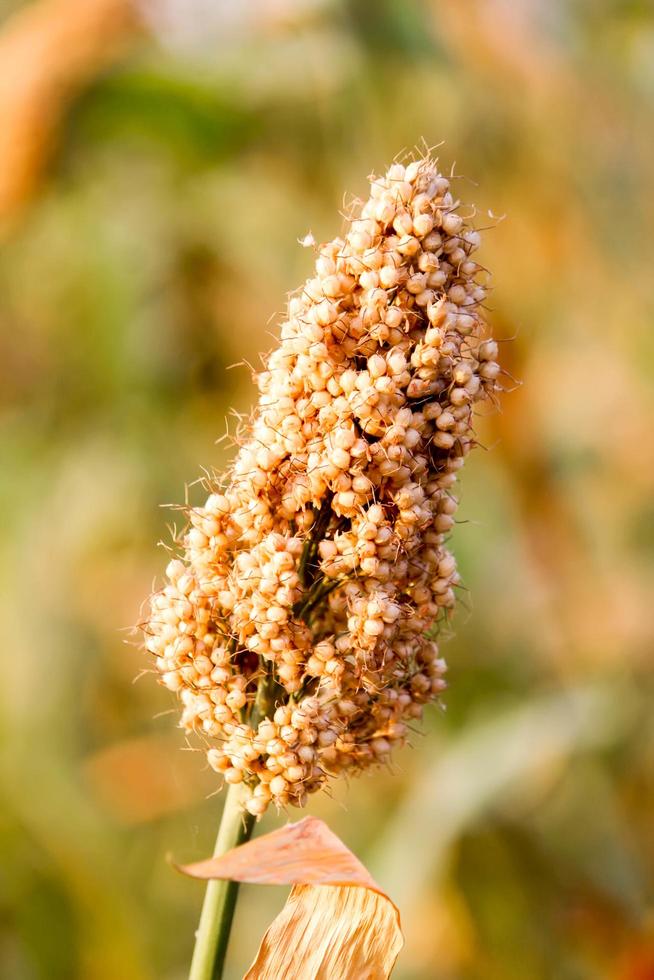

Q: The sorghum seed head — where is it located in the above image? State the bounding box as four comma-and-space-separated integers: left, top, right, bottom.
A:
142, 152, 502, 814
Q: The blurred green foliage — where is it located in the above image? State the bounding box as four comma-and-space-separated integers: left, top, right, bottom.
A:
1, 1, 653, 977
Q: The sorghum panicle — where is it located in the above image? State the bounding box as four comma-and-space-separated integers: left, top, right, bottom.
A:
143, 153, 502, 816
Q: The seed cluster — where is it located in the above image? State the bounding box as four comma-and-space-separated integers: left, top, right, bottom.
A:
143, 154, 501, 815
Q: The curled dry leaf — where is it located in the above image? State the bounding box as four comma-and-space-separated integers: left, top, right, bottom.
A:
180, 815, 403, 979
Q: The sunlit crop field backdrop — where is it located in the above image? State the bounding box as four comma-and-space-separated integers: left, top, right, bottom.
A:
1, 1, 653, 978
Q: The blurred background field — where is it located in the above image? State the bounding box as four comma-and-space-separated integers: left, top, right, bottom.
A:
1, 0, 653, 977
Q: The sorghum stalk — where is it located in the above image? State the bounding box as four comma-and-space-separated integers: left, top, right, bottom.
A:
188, 782, 253, 980
189, 670, 277, 980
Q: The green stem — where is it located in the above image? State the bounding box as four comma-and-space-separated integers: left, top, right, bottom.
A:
188, 782, 255, 980
188, 668, 278, 980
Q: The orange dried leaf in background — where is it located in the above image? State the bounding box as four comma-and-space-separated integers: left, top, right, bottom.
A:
84, 734, 213, 824
0, 0, 139, 226
181, 816, 403, 979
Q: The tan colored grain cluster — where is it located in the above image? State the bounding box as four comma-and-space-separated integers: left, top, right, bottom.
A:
144, 153, 501, 815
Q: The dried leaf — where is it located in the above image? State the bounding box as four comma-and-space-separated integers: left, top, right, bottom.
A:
181, 815, 403, 979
